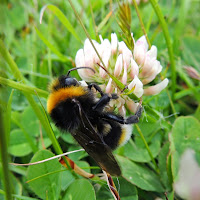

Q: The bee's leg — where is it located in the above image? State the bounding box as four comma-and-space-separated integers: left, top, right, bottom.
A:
92, 93, 118, 112
88, 83, 104, 96
101, 104, 143, 124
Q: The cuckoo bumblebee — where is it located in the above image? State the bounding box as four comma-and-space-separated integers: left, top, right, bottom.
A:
47, 67, 142, 176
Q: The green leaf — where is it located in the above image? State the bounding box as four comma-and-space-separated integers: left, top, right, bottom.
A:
170, 116, 200, 179
182, 36, 200, 70
35, 27, 70, 63
27, 150, 62, 200
41, 5, 82, 43
194, 104, 200, 120
158, 142, 172, 190
63, 179, 96, 200
9, 129, 33, 157
117, 156, 164, 192
96, 177, 138, 200
116, 177, 138, 200
7, 3, 28, 30
61, 132, 76, 145
21, 106, 40, 137
170, 116, 200, 154
10, 173, 22, 195
68, 146, 88, 161
61, 170, 75, 191
12, 195, 38, 200
124, 139, 161, 162
0, 76, 48, 99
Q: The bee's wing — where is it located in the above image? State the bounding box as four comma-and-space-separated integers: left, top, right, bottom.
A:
71, 101, 121, 176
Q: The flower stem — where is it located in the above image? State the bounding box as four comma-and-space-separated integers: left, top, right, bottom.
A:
132, 0, 151, 48
135, 124, 160, 174
0, 108, 12, 200
68, 0, 107, 69
149, 0, 176, 100
166, 89, 178, 119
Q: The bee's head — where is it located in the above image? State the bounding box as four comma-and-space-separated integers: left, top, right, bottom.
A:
49, 75, 80, 92
49, 67, 95, 92
59, 75, 80, 88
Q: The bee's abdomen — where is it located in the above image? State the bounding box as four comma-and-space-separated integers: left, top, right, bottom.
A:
101, 121, 133, 150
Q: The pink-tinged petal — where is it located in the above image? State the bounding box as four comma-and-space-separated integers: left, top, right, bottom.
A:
109, 96, 125, 110
134, 45, 146, 66
143, 78, 169, 95
78, 68, 95, 82
75, 49, 95, 81
101, 39, 111, 50
135, 35, 148, 50
126, 99, 139, 114
99, 39, 111, 78
105, 78, 113, 93
75, 49, 94, 82
142, 61, 162, 84
83, 38, 100, 68
147, 45, 157, 58
130, 58, 139, 79
184, 66, 200, 80
111, 33, 118, 54
128, 75, 144, 98
75, 49, 85, 67
139, 55, 155, 77
118, 105, 126, 117
123, 50, 132, 67
99, 63, 107, 78
134, 35, 149, 65
174, 149, 200, 200
100, 38, 111, 58
118, 41, 132, 66
93, 42, 102, 64
101, 39, 111, 67
121, 63, 128, 84
114, 54, 123, 77
118, 41, 126, 54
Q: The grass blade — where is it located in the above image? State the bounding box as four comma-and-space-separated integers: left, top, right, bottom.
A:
149, 0, 176, 100
40, 4, 82, 43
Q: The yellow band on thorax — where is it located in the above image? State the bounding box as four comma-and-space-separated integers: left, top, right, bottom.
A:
47, 86, 86, 113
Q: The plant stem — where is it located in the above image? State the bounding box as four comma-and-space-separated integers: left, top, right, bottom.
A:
135, 124, 160, 174
132, 0, 151, 48
149, 0, 176, 100
166, 89, 178, 119
0, 108, 12, 200
0, 76, 48, 98
68, 0, 107, 69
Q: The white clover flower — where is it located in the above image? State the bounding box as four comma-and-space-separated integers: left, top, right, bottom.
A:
174, 149, 200, 200
75, 33, 168, 115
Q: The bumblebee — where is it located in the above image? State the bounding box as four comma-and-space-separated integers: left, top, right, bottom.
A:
47, 67, 142, 176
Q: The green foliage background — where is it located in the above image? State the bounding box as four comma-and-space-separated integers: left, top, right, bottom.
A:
0, 0, 200, 199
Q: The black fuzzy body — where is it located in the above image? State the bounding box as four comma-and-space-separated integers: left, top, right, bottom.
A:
50, 86, 123, 150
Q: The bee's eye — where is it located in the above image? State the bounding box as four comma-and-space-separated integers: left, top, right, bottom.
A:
64, 77, 79, 87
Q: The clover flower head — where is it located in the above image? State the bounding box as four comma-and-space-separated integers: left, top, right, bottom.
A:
75, 33, 168, 115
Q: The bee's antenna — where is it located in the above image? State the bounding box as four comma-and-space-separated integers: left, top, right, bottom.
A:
66, 67, 95, 76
